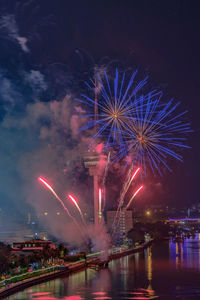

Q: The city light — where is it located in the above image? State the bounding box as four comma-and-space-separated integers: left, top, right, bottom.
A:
99, 188, 102, 219
0, 3, 196, 299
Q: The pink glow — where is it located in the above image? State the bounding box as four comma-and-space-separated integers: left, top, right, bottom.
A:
38, 176, 85, 240
93, 298, 112, 300
92, 292, 107, 295
33, 297, 56, 300
122, 298, 154, 300
64, 296, 83, 300
32, 292, 51, 296
96, 143, 104, 153
38, 177, 75, 222
99, 188, 102, 218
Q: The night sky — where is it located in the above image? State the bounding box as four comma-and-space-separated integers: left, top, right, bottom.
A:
0, 0, 200, 226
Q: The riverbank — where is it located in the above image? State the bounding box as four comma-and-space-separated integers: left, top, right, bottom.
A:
0, 240, 153, 299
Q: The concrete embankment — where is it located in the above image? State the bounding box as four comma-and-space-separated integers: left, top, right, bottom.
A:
0, 241, 153, 299
109, 240, 152, 260
0, 262, 86, 299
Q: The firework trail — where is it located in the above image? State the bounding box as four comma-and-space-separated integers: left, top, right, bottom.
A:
118, 167, 141, 211
68, 194, 86, 225
99, 188, 102, 221
111, 167, 141, 235
111, 167, 132, 232
38, 177, 60, 201
125, 185, 144, 209
122, 167, 140, 198
102, 151, 110, 210
38, 177, 82, 234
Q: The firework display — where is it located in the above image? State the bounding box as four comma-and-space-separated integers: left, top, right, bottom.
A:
123, 167, 141, 197
37, 67, 192, 246
112, 166, 142, 236
38, 177, 81, 232
78, 69, 191, 175
78, 69, 148, 148
118, 167, 141, 210
118, 95, 192, 175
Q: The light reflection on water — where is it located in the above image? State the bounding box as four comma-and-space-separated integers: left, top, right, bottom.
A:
170, 234, 200, 270
5, 234, 200, 300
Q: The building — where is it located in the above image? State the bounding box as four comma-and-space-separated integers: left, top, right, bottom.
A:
106, 209, 133, 234
83, 149, 107, 225
12, 240, 55, 253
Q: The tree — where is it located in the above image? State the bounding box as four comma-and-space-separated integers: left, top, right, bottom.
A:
0, 242, 11, 274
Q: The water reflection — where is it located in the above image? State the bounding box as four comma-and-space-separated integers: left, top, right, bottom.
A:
91, 268, 111, 297
5, 235, 200, 300
170, 234, 200, 270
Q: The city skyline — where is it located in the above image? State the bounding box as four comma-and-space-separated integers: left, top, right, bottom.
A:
0, 1, 199, 238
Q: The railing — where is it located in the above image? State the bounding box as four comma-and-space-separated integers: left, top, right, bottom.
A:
0, 266, 58, 288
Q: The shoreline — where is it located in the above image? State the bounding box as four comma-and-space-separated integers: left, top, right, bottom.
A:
0, 240, 153, 299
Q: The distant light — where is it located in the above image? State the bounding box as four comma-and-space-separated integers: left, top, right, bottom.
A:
169, 218, 200, 222
146, 210, 151, 216
56, 212, 60, 215
44, 212, 48, 216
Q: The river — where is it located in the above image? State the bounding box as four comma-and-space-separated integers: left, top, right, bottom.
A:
5, 234, 200, 299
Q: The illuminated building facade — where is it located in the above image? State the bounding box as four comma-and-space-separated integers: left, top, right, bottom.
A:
12, 240, 55, 253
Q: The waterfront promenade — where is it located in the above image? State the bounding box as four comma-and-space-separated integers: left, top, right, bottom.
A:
0, 241, 152, 298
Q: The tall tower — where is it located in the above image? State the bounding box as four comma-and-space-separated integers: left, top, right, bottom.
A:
83, 150, 107, 226
83, 66, 108, 226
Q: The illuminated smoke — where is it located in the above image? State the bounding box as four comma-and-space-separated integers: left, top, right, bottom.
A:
38, 177, 83, 238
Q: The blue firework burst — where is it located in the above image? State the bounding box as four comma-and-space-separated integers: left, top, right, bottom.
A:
78, 68, 192, 175
77, 68, 150, 148
116, 92, 192, 175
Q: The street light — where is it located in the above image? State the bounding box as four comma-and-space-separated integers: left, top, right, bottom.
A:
146, 210, 151, 216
